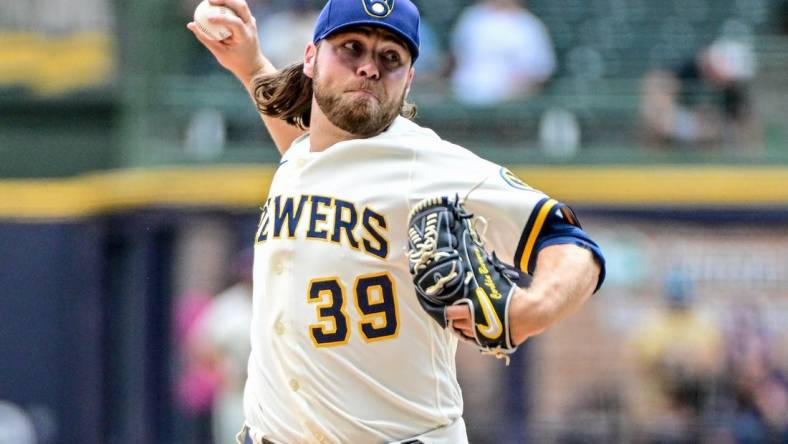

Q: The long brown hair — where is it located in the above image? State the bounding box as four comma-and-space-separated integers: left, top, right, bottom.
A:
251, 63, 417, 130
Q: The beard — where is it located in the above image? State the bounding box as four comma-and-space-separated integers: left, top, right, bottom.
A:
313, 74, 406, 138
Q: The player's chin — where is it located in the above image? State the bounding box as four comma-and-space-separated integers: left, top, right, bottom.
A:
332, 98, 399, 136
347, 99, 385, 121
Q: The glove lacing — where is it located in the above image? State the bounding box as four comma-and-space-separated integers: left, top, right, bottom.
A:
481, 347, 513, 365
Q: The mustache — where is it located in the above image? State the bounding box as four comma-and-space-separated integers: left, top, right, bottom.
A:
348, 81, 383, 96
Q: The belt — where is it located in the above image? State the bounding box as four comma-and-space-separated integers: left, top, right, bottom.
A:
242, 429, 423, 444
242, 430, 276, 444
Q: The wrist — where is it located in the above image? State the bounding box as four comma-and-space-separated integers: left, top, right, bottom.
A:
239, 55, 275, 88
509, 287, 550, 345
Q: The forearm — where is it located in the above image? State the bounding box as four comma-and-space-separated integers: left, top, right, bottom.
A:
509, 243, 600, 344
237, 58, 305, 154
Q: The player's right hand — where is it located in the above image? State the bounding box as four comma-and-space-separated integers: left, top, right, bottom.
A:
187, 0, 275, 86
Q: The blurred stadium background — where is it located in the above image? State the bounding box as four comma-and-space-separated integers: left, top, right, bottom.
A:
1, 0, 788, 443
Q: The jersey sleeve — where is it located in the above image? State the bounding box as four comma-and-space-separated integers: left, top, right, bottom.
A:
462, 167, 606, 292
405, 141, 604, 292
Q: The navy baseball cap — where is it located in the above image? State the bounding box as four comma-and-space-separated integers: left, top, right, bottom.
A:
313, 0, 421, 61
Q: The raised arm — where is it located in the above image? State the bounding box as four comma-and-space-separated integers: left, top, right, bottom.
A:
187, 0, 305, 153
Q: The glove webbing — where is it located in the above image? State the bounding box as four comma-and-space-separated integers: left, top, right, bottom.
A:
408, 197, 460, 295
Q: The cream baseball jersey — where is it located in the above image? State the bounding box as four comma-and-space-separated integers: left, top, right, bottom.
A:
244, 116, 582, 444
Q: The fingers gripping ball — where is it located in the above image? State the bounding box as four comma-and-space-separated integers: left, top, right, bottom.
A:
407, 196, 521, 361
194, 0, 236, 41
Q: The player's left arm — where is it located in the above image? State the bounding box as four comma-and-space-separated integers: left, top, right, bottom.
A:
507, 243, 600, 344
448, 242, 602, 345
509, 203, 604, 343
448, 199, 605, 345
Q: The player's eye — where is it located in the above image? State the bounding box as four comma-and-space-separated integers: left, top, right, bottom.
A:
381, 51, 402, 68
341, 41, 362, 54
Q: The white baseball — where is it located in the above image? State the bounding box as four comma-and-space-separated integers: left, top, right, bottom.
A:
193, 0, 236, 41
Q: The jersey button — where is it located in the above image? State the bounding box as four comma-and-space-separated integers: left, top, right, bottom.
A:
296, 158, 307, 168
289, 379, 300, 392
274, 321, 285, 335
273, 262, 284, 275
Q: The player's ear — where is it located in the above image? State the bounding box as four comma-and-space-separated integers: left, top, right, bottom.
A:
404, 66, 415, 97
303, 42, 318, 79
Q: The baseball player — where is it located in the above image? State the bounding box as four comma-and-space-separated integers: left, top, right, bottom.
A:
188, 1, 605, 443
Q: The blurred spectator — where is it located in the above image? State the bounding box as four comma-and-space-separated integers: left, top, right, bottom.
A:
257, 0, 319, 68
173, 289, 219, 443
37, 0, 113, 32
449, 0, 556, 106
0, 0, 111, 32
715, 304, 788, 443
191, 248, 254, 444
629, 272, 724, 443
408, 19, 449, 95
639, 38, 761, 152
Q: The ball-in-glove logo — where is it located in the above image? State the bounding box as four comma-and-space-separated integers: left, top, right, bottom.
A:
500, 167, 533, 191
363, 0, 394, 18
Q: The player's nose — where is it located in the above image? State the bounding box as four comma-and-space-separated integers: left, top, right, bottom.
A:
356, 57, 380, 80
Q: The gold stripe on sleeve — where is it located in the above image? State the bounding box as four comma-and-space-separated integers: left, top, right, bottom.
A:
519, 198, 558, 273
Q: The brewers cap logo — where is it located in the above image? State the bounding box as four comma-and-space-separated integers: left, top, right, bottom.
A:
499, 167, 533, 191
362, 0, 394, 18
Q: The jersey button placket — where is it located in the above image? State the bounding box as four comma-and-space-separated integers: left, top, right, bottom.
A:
283, 160, 302, 408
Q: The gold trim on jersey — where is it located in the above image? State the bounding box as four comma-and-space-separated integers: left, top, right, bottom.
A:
519, 199, 558, 273
305, 195, 335, 241
353, 272, 400, 343
307, 277, 351, 347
